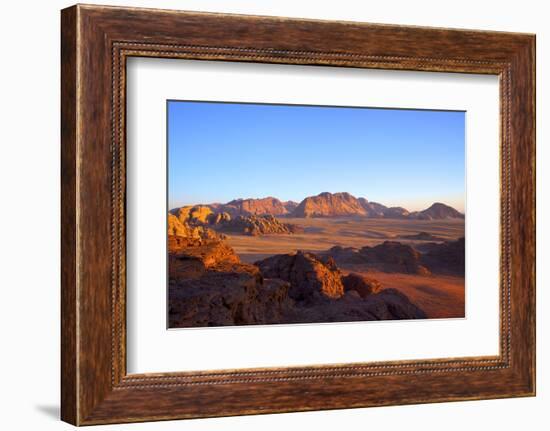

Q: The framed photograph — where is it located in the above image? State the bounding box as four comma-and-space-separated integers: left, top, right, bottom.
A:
61, 4, 535, 425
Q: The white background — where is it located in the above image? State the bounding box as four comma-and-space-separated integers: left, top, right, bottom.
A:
127, 59, 500, 373
0, 0, 547, 430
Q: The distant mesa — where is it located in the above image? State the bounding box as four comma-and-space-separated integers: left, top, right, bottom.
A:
291, 192, 367, 218
409, 202, 465, 220
224, 197, 290, 216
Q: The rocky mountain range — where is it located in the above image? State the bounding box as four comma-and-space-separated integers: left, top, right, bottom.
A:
171, 192, 463, 221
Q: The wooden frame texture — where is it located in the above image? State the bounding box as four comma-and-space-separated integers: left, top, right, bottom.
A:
61, 4, 536, 426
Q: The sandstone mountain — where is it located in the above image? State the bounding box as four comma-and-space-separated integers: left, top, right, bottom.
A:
224, 197, 289, 216
170, 205, 214, 224
291, 192, 367, 217
357, 198, 387, 217
409, 202, 465, 220
282, 200, 299, 213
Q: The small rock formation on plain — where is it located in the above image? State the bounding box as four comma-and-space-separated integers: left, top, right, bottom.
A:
418, 237, 465, 275
167, 213, 221, 241
360, 241, 431, 275
171, 205, 214, 224
214, 214, 303, 236
323, 241, 430, 275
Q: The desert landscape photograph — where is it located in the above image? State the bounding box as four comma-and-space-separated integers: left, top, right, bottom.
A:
167, 101, 465, 328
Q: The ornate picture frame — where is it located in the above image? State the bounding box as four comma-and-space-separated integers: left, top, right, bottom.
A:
61, 4, 535, 425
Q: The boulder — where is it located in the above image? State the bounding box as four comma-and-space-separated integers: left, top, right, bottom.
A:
254, 251, 345, 302
342, 273, 383, 297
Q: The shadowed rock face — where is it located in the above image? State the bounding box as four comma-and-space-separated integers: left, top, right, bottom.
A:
357, 198, 387, 217
283, 287, 426, 322
360, 241, 431, 275
324, 241, 431, 275
419, 237, 465, 275
382, 206, 410, 219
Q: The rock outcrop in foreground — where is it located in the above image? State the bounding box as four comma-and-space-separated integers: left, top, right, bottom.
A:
254, 252, 345, 302
168, 232, 427, 327
168, 235, 294, 327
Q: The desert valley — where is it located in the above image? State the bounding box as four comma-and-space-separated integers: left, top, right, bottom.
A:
167, 191, 465, 328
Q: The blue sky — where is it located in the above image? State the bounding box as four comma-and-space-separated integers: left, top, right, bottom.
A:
168, 101, 465, 212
